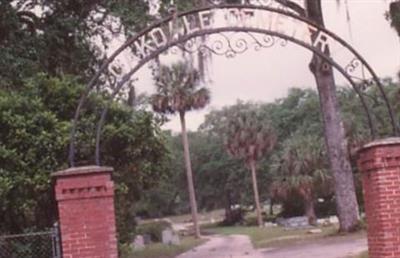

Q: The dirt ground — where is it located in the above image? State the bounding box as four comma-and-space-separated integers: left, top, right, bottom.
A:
176, 233, 367, 258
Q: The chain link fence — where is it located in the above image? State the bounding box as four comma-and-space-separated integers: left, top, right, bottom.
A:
0, 223, 61, 258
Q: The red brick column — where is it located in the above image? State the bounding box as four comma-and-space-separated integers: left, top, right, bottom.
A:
357, 138, 400, 258
53, 166, 118, 258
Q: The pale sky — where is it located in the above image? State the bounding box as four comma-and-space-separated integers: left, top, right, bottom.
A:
131, 0, 400, 132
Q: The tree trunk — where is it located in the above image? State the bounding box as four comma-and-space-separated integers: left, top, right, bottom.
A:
269, 198, 274, 216
303, 190, 317, 226
224, 189, 232, 223
179, 111, 201, 238
249, 160, 263, 227
306, 0, 360, 232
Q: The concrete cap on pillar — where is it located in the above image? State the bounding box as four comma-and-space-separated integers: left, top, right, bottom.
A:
52, 165, 114, 178
359, 137, 400, 152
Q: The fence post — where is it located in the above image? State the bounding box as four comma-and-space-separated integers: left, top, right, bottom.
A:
53, 166, 118, 258
52, 222, 62, 258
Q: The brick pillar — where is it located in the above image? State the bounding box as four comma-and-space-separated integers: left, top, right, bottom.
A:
357, 138, 400, 258
53, 166, 118, 258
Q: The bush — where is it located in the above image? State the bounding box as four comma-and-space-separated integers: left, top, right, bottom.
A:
279, 195, 305, 218
135, 220, 171, 242
220, 208, 244, 226
242, 213, 258, 226
315, 196, 337, 218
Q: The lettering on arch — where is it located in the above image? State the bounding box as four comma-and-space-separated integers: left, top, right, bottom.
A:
131, 7, 335, 59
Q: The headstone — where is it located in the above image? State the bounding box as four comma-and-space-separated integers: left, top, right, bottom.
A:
162, 228, 173, 244
162, 228, 180, 245
307, 228, 322, 234
264, 222, 277, 227
143, 234, 152, 245
317, 218, 331, 226
276, 216, 310, 229
132, 235, 145, 250
171, 234, 180, 245
329, 216, 339, 224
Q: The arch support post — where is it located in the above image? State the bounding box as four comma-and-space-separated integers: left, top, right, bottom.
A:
357, 138, 400, 258
53, 166, 118, 258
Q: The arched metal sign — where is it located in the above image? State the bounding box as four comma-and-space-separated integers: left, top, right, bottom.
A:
69, 2, 398, 166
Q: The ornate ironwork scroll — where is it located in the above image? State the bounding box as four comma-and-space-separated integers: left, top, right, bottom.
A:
169, 31, 286, 58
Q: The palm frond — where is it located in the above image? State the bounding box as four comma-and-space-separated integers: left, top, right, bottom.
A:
151, 60, 211, 115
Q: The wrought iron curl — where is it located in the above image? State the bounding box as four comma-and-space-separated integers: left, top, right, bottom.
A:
206, 35, 230, 55
205, 0, 274, 7
246, 33, 275, 50
178, 34, 229, 56
171, 31, 292, 58
169, 45, 181, 55
224, 32, 248, 57
181, 37, 200, 52
279, 38, 288, 46
345, 58, 376, 92
345, 58, 362, 76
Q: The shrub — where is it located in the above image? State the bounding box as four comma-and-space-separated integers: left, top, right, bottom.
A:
220, 208, 244, 226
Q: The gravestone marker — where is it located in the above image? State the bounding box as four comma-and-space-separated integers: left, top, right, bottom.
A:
132, 235, 145, 250
162, 228, 180, 245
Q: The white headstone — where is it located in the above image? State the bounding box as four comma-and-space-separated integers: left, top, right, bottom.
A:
162, 228, 174, 244
171, 234, 180, 245
307, 228, 322, 234
329, 216, 339, 224
132, 235, 145, 250
277, 216, 310, 228
162, 228, 180, 245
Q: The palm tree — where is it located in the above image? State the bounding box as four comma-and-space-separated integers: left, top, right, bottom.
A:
151, 61, 210, 238
222, 103, 276, 227
271, 134, 330, 225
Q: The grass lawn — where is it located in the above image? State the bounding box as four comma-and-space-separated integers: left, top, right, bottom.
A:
126, 237, 206, 258
202, 224, 339, 248
351, 251, 368, 258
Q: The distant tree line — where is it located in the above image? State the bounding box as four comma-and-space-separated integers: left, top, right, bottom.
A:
137, 80, 400, 225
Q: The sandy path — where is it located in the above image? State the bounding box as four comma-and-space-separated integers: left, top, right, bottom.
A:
261, 235, 367, 258
176, 234, 264, 258
176, 234, 367, 258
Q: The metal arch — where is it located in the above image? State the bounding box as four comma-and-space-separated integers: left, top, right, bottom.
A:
93, 27, 376, 166
69, 3, 398, 166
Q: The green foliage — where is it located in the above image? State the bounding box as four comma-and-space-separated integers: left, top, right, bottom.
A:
353, 251, 369, 258
0, 0, 153, 88
270, 134, 330, 199
0, 81, 67, 232
151, 61, 210, 115
262, 88, 323, 141
0, 75, 168, 246
202, 101, 277, 166
388, 1, 400, 37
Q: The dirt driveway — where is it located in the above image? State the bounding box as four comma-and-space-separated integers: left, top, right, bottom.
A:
176, 234, 265, 258
176, 234, 367, 258
261, 234, 367, 258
